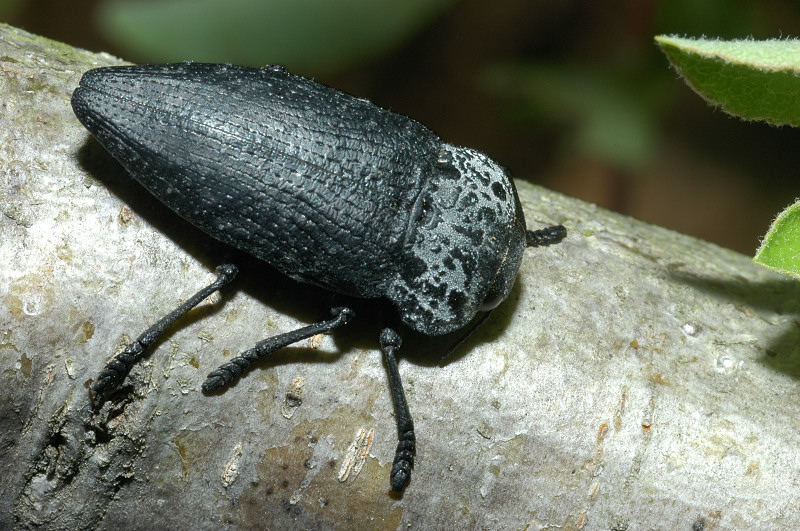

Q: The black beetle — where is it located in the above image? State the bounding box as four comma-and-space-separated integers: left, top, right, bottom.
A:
71, 62, 566, 492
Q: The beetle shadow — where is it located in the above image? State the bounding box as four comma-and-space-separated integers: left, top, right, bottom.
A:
669, 270, 800, 379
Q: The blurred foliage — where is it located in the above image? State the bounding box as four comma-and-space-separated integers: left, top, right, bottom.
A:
95, 0, 457, 74
482, 64, 663, 171
0, 0, 24, 18
656, 0, 787, 37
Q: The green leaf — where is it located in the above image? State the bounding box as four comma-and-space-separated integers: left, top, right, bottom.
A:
655, 35, 800, 126
97, 0, 456, 74
753, 201, 800, 279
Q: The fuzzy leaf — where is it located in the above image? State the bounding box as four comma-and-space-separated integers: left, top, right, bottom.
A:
753, 201, 800, 279
655, 35, 800, 126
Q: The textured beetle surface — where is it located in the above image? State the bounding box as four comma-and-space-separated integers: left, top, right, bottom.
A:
72, 62, 529, 336
72, 62, 566, 493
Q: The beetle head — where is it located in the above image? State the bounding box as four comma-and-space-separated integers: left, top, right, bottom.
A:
388, 145, 528, 336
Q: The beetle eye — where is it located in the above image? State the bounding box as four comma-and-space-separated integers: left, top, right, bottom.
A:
477, 242, 514, 312
478, 287, 505, 311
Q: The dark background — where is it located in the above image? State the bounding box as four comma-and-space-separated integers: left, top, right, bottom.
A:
7, 0, 800, 254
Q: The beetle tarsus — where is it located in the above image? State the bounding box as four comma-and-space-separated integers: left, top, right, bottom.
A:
92, 343, 143, 398
202, 355, 255, 391
391, 430, 415, 492
202, 307, 355, 392
380, 328, 415, 492
91, 264, 239, 403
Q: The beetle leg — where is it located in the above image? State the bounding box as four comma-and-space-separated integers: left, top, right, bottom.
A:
380, 327, 415, 492
91, 264, 239, 404
202, 306, 355, 392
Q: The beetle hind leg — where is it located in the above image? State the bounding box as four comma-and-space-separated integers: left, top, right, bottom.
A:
92, 264, 239, 405
202, 306, 354, 392
380, 327, 415, 493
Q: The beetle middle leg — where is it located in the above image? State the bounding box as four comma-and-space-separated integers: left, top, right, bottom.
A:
201, 306, 355, 391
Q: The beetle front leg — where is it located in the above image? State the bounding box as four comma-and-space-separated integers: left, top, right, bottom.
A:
92, 264, 239, 404
202, 307, 355, 391
380, 327, 415, 493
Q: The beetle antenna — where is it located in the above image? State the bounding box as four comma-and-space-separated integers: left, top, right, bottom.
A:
526, 224, 567, 247
438, 310, 493, 365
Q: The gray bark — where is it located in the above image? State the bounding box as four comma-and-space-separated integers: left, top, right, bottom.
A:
1, 23, 798, 530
